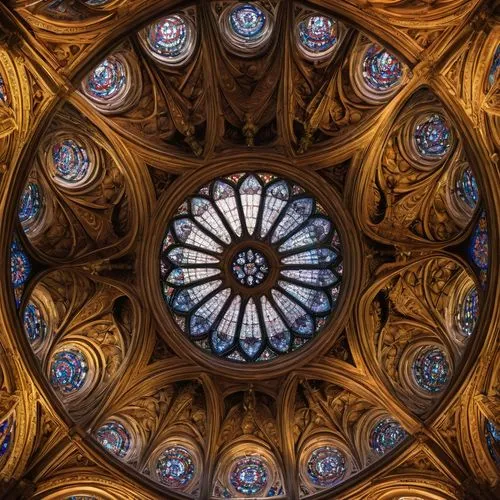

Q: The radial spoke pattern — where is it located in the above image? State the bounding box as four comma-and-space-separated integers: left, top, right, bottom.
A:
160, 172, 343, 362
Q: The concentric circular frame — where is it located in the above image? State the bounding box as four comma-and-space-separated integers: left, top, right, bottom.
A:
143, 159, 362, 380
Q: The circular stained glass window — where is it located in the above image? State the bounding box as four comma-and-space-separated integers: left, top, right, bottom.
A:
85, 57, 126, 100
457, 166, 479, 209
457, 286, 479, 337
52, 139, 90, 184
19, 182, 42, 228
50, 349, 88, 394
414, 114, 452, 158
156, 446, 195, 489
10, 238, 31, 289
297, 15, 337, 56
230, 455, 269, 496
412, 347, 449, 392
145, 15, 191, 61
370, 418, 406, 455
229, 4, 266, 39
363, 44, 403, 91
23, 301, 47, 344
95, 421, 131, 458
160, 173, 343, 362
306, 446, 346, 487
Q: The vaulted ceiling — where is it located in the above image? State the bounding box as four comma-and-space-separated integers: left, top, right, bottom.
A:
0, 1, 498, 499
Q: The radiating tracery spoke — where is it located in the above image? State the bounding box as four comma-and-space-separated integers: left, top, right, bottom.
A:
160, 173, 343, 362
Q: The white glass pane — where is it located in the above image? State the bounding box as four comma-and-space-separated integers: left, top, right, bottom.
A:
212, 295, 241, 353
281, 269, 337, 287
174, 218, 223, 253
281, 248, 337, 265
167, 247, 219, 266
239, 299, 263, 358
271, 289, 314, 336
260, 296, 290, 352
260, 180, 289, 237
279, 217, 331, 252
271, 198, 313, 243
191, 197, 232, 244
278, 281, 330, 313
213, 180, 242, 237
172, 280, 221, 312
239, 175, 262, 236
190, 288, 231, 336
166, 267, 220, 286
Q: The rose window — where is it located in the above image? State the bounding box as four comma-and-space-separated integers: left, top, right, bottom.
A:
160, 172, 343, 362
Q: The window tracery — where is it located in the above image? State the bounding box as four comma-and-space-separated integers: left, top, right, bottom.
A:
306, 446, 346, 487
0, 419, 13, 459
52, 139, 91, 184
413, 113, 452, 159
412, 347, 450, 393
362, 44, 403, 91
49, 348, 89, 394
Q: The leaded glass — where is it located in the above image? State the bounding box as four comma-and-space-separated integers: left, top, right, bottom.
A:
0, 74, 8, 104
19, 182, 42, 227
488, 44, 500, 90
412, 347, 449, 392
95, 421, 131, 458
23, 301, 47, 344
50, 349, 88, 394
457, 166, 479, 209
146, 15, 190, 59
11, 238, 31, 307
485, 420, 500, 467
84, 0, 111, 5
457, 287, 479, 337
414, 114, 452, 158
0, 420, 12, 458
85, 57, 126, 100
363, 44, 403, 90
298, 15, 337, 55
470, 211, 488, 288
160, 172, 343, 362
230, 4, 266, 39
370, 418, 406, 455
156, 446, 195, 488
52, 140, 90, 183
230, 455, 269, 496
306, 446, 346, 487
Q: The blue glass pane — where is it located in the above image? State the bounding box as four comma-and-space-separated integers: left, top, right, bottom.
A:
413, 347, 449, 392
488, 44, 500, 90
230, 456, 268, 495
11, 238, 31, 308
147, 15, 189, 58
0, 420, 12, 457
307, 446, 346, 487
298, 15, 337, 54
19, 182, 42, 226
458, 287, 479, 337
363, 44, 402, 90
0, 74, 8, 104
50, 349, 88, 394
370, 418, 406, 455
485, 420, 500, 467
156, 446, 195, 488
52, 139, 90, 183
95, 421, 131, 458
23, 301, 47, 343
232, 248, 269, 287
414, 114, 451, 157
86, 58, 126, 99
457, 166, 479, 209
230, 4, 266, 39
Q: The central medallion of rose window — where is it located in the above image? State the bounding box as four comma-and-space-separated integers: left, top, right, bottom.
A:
232, 248, 269, 287
160, 172, 344, 363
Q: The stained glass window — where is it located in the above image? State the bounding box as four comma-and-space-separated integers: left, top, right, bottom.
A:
160, 173, 343, 362
50, 349, 88, 394
414, 114, 452, 158
0, 74, 8, 104
156, 446, 195, 489
370, 418, 406, 455
52, 139, 90, 184
230, 455, 269, 496
297, 15, 337, 56
306, 446, 346, 487
470, 210, 488, 286
84, 0, 111, 5
412, 347, 449, 392
457, 286, 479, 337
85, 57, 126, 100
363, 44, 403, 90
23, 301, 47, 344
19, 182, 42, 230
145, 15, 190, 60
487, 44, 500, 91
485, 420, 500, 467
0, 419, 13, 458
10, 237, 31, 308
95, 421, 131, 459
230, 4, 266, 39
457, 166, 479, 209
